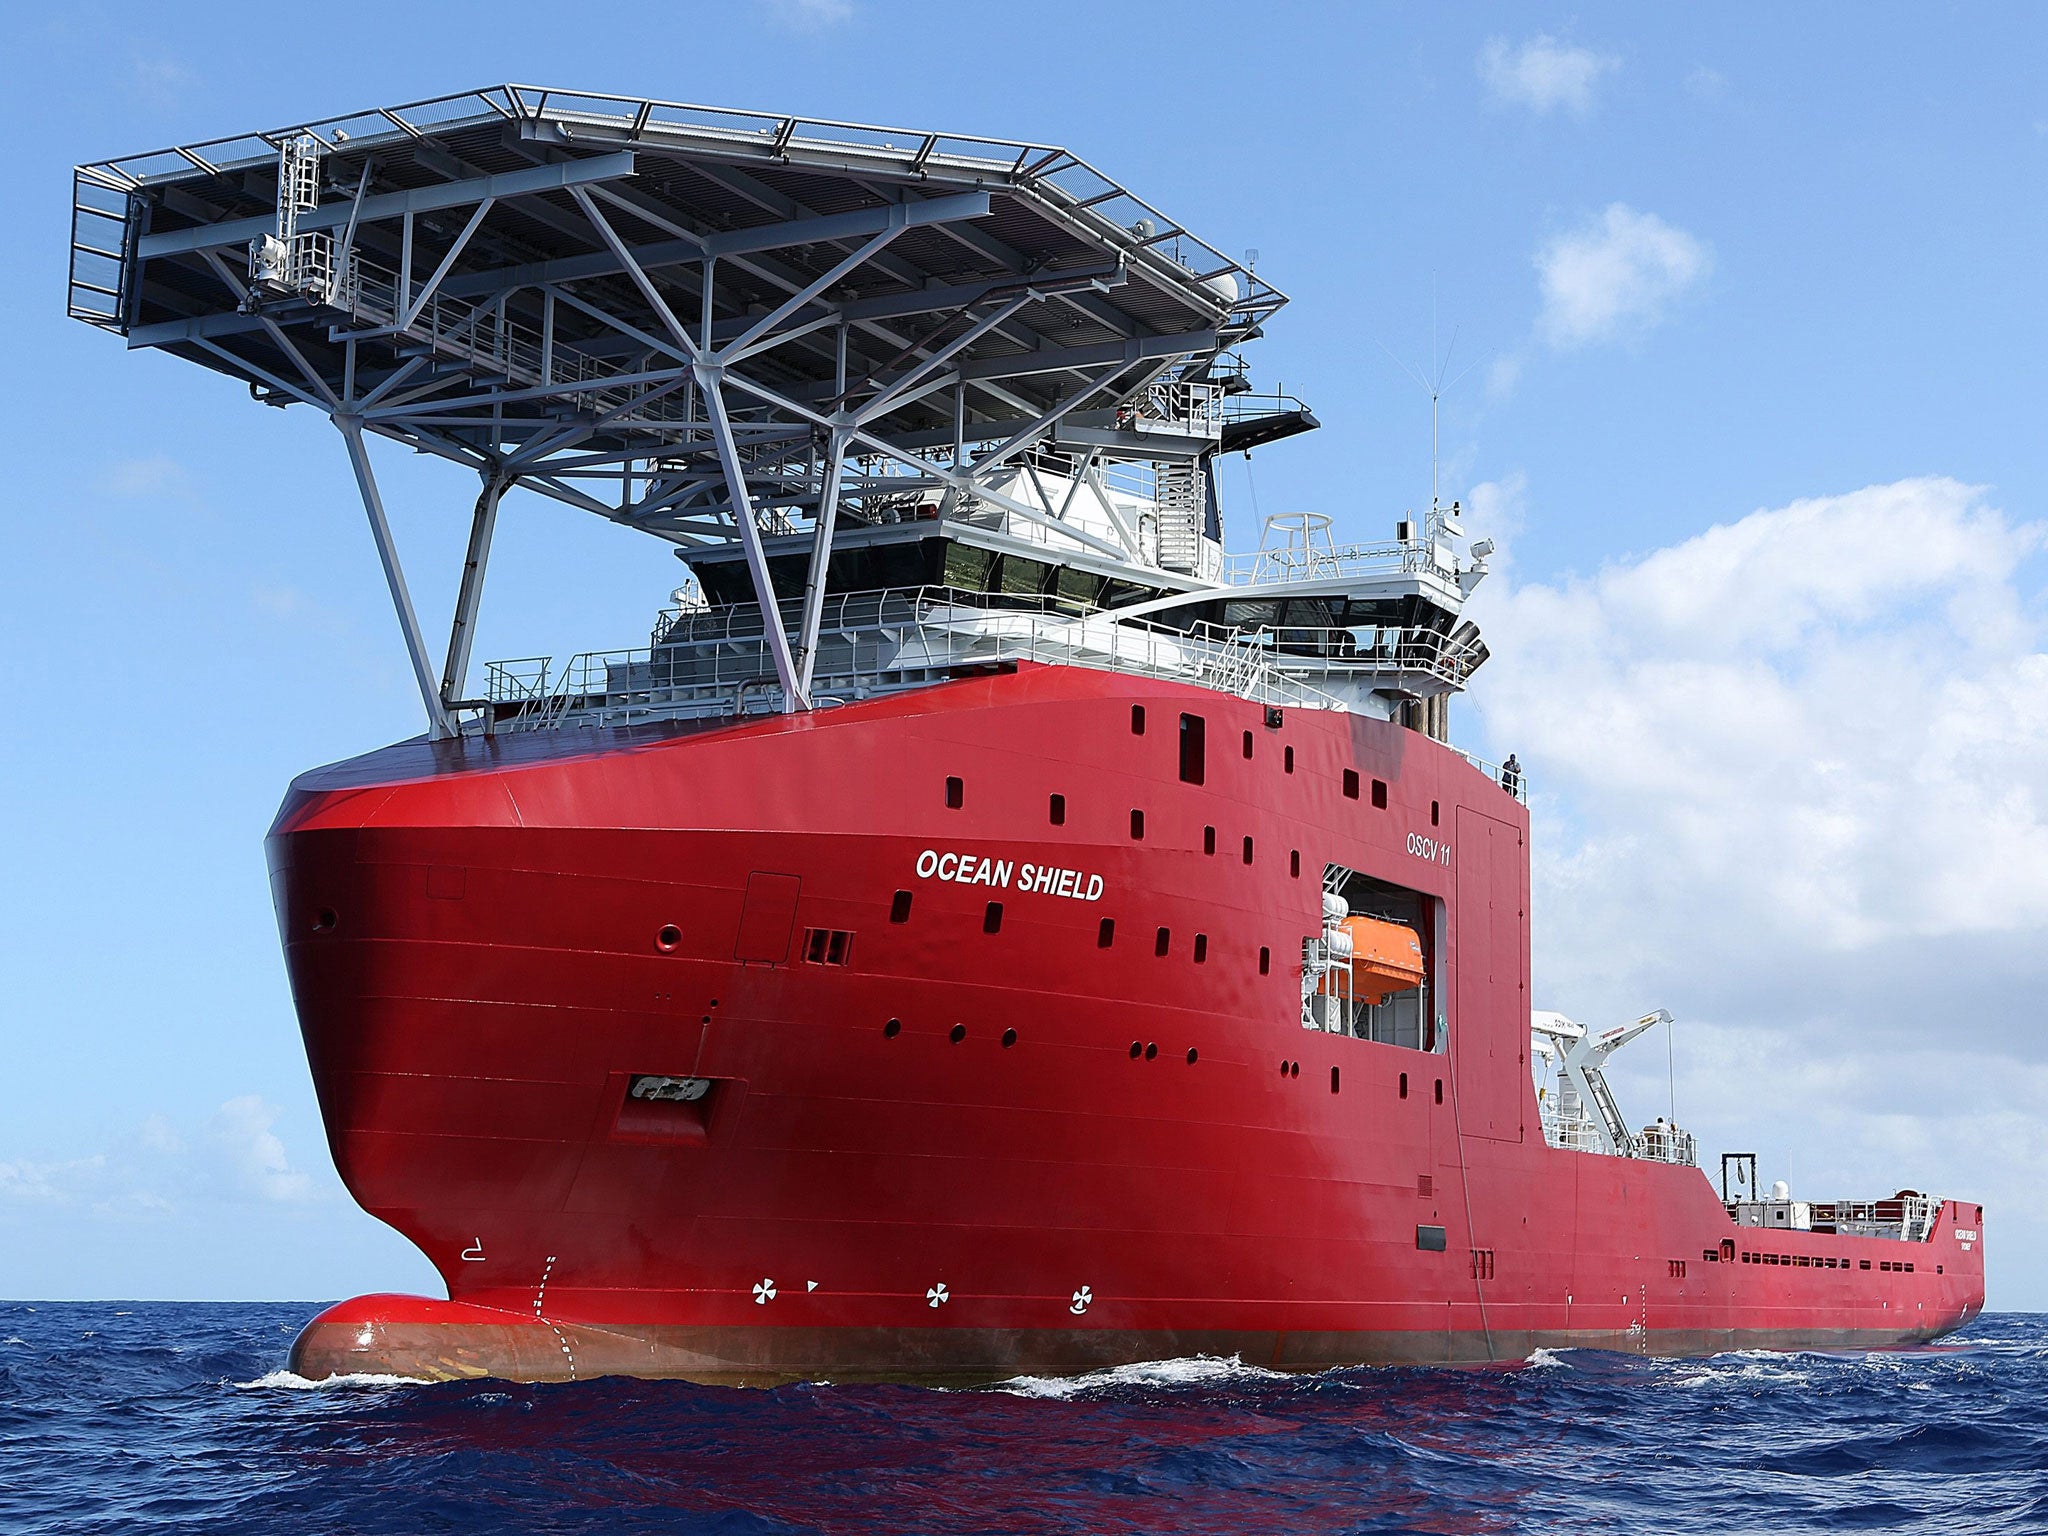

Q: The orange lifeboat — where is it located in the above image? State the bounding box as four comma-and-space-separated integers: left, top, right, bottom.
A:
1317, 915, 1426, 1004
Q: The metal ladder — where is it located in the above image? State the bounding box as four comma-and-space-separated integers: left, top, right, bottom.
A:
1153, 460, 1204, 572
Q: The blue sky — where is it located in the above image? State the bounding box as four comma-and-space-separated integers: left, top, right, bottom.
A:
3, 3, 2045, 1307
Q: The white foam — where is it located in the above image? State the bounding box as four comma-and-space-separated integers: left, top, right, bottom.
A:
989, 1353, 1289, 1399
3, 1337, 27, 1347
1522, 1347, 1574, 1370
235, 1369, 429, 1391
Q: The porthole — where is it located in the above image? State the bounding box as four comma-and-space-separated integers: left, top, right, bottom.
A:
1144, 1042, 1158, 1060
656, 923, 682, 952
1291, 1061, 1300, 1078
949, 1023, 967, 1044
883, 1018, 902, 1038
1186, 1047, 1199, 1065
313, 908, 338, 933
1002, 1028, 1018, 1049
1132, 1041, 1145, 1059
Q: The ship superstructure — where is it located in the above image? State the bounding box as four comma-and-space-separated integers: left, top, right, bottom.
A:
71, 87, 1984, 1382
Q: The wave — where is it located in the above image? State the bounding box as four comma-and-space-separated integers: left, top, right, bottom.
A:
989, 1352, 1291, 1398
234, 1368, 430, 1391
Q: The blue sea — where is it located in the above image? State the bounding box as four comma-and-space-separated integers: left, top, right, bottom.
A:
2, 1304, 2043, 1534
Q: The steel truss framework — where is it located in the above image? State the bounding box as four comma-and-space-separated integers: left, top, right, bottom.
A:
71, 86, 1287, 734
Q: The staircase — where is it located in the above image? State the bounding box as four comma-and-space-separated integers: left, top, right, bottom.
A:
1153, 460, 1204, 573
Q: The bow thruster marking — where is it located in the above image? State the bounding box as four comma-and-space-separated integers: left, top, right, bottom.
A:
753, 1278, 777, 1305
1069, 1286, 1093, 1315
926, 1283, 950, 1308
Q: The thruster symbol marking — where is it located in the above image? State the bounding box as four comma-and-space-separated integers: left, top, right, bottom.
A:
1070, 1286, 1093, 1315
753, 1278, 777, 1305
926, 1282, 950, 1308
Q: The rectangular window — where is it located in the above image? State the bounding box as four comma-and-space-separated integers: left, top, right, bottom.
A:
945, 776, 964, 809
1371, 778, 1388, 809
1097, 917, 1115, 948
1193, 933, 1208, 963
889, 890, 912, 924
1179, 712, 1206, 785
1155, 926, 1171, 957
1204, 825, 1216, 855
1285, 746, 1295, 774
1416, 1224, 1448, 1253
983, 902, 1003, 934
1259, 945, 1271, 975
1242, 729, 1254, 760
1049, 793, 1066, 826
1431, 800, 1441, 827
1130, 808, 1145, 840
1343, 768, 1360, 799
1131, 704, 1146, 735
1290, 850, 1301, 878
1242, 835, 1254, 865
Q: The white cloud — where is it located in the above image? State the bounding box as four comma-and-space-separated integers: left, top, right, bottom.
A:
0, 1097, 320, 1214
209, 1096, 314, 1203
756, 0, 854, 30
1686, 65, 1728, 102
0, 1156, 107, 1203
1474, 476, 2048, 966
1465, 474, 2048, 1297
1478, 34, 1620, 117
98, 455, 190, 498
1535, 203, 1712, 348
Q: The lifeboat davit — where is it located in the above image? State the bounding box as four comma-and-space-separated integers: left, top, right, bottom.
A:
1317, 914, 1425, 1004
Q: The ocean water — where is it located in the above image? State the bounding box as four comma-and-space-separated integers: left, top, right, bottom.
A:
2, 1305, 2043, 1534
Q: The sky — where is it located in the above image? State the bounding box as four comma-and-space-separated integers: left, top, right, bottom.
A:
2, 2, 2045, 1308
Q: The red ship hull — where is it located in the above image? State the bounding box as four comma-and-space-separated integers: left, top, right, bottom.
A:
271, 664, 1985, 1383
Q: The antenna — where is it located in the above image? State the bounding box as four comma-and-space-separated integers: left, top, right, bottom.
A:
1375, 313, 1481, 520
